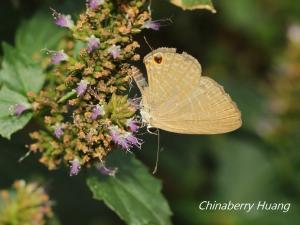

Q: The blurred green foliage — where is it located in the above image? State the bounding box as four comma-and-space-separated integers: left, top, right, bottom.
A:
1, 0, 300, 224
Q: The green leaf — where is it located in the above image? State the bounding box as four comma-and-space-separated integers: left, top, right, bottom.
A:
0, 86, 32, 139
0, 12, 64, 138
15, 12, 65, 61
0, 43, 45, 95
87, 151, 172, 225
170, 0, 216, 13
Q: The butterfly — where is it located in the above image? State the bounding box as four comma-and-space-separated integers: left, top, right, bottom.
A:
132, 47, 242, 134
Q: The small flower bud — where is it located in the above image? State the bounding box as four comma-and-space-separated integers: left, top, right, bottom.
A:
109, 126, 142, 151
54, 124, 64, 138
75, 80, 89, 97
70, 158, 81, 176
108, 44, 121, 59
52, 10, 74, 29
124, 132, 142, 149
9, 103, 29, 116
126, 118, 139, 132
142, 20, 161, 31
91, 104, 105, 120
87, 35, 100, 53
96, 163, 118, 176
88, 0, 104, 9
51, 50, 69, 65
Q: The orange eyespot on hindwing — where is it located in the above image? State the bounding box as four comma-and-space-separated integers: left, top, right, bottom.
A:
154, 54, 163, 64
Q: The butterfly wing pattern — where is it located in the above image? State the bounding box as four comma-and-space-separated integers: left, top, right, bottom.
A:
132, 47, 242, 134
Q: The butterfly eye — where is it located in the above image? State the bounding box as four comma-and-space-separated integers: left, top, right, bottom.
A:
154, 55, 163, 64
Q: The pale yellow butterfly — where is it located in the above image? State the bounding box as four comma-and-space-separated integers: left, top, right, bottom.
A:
132, 47, 242, 134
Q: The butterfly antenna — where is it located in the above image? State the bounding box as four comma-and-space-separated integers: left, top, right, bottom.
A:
152, 129, 161, 174
144, 36, 154, 51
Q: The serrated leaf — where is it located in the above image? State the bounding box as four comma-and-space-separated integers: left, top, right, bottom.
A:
15, 12, 65, 61
87, 151, 172, 225
170, 0, 216, 12
0, 86, 32, 139
0, 43, 45, 95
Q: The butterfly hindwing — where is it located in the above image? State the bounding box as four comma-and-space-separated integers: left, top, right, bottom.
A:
151, 77, 242, 134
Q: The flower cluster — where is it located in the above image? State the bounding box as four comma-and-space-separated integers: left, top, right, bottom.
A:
0, 180, 52, 225
27, 0, 156, 175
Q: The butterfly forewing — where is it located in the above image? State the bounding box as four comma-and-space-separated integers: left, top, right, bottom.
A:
144, 48, 202, 108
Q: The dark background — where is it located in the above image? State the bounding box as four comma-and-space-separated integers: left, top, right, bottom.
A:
1, 0, 300, 224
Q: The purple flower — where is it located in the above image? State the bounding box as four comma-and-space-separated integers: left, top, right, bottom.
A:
88, 0, 104, 9
75, 80, 89, 97
51, 50, 68, 65
108, 45, 121, 59
87, 35, 100, 53
52, 9, 74, 29
126, 118, 139, 132
54, 124, 64, 138
110, 127, 130, 150
9, 103, 29, 116
70, 158, 81, 176
96, 163, 118, 176
124, 132, 142, 149
91, 105, 105, 120
109, 126, 142, 151
142, 20, 161, 31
